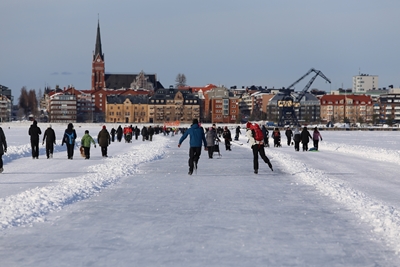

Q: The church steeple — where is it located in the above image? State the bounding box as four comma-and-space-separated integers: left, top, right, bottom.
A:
92, 18, 105, 90
93, 19, 104, 61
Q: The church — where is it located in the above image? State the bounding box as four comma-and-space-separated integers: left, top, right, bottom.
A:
91, 20, 164, 91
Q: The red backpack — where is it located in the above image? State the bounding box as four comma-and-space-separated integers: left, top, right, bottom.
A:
247, 123, 264, 142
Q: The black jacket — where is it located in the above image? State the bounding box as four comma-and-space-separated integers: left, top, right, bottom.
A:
29, 122, 42, 142
43, 127, 56, 145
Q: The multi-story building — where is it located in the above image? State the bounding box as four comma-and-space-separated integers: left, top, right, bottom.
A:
0, 84, 13, 121
352, 74, 379, 93
320, 94, 373, 124
148, 88, 200, 124
378, 89, 400, 124
205, 87, 240, 123
0, 95, 12, 122
106, 95, 149, 123
49, 93, 77, 122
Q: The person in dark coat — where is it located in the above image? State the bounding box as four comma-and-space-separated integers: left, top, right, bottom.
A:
110, 127, 116, 142
261, 125, 269, 147
98, 125, 111, 157
0, 126, 7, 173
42, 124, 56, 159
134, 126, 140, 140
61, 123, 77, 159
293, 128, 301, 151
272, 128, 281, 147
28, 120, 42, 159
285, 127, 293, 146
234, 126, 241, 141
300, 126, 312, 151
116, 125, 123, 142
141, 126, 148, 141
178, 119, 207, 175
205, 127, 220, 158
222, 126, 232, 151
148, 126, 155, 141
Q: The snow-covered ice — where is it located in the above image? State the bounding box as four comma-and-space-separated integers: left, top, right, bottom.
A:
0, 123, 400, 266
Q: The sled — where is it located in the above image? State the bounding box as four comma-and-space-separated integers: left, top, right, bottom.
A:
79, 146, 85, 157
309, 147, 319, 152
213, 141, 222, 158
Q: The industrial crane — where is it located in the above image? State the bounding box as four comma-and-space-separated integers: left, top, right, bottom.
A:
277, 68, 331, 127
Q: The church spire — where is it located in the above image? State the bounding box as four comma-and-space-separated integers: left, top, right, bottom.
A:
94, 18, 104, 61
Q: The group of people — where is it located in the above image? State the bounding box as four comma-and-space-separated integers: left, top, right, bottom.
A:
178, 119, 274, 175
27, 121, 112, 160
282, 126, 323, 151
178, 120, 324, 175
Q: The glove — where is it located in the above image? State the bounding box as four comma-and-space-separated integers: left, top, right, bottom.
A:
94, 145, 96, 148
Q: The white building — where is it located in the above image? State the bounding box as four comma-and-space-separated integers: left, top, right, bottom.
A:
352, 74, 379, 93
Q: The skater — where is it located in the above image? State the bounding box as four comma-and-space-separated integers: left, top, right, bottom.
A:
246, 122, 273, 174
42, 124, 56, 159
81, 130, 96, 159
28, 120, 41, 159
312, 127, 323, 150
285, 127, 293, 146
293, 127, 301, 151
98, 125, 111, 157
178, 119, 207, 175
61, 123, 77, 159
0, 126, 7, 173
205, 126, 220, 158
300, 126, 312, 151
222, 126, 232, 151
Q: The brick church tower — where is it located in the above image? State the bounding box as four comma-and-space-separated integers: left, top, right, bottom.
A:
91, 20, 105, 90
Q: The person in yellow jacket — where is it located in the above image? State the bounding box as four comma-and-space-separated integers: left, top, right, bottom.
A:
81, 130, 96, 159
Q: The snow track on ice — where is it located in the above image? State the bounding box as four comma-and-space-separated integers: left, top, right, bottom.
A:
0, 138, 167, 230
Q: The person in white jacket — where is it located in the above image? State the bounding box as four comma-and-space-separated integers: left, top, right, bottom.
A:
246, 122, 273, 174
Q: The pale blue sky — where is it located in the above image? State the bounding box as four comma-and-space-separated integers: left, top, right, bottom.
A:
1, 0, 400, 97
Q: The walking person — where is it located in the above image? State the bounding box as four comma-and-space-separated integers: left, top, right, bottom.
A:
293, 127, 301, 151
42, 124, 56, 159
61, 123, 77, 159
300, 126, 312, 151
81, 130, 96, 159
116, 125, 123, 142
98, 125, 110, 157
285, 127, 293, 146
110, 127, 116, 142
272, 127, 281, 147
246, 122, 273, 174
0, 126, 7, 173
178, 119, 207, 175
312, 127, 323, 150
148, 126, 155, 141
28, 120, 41, 159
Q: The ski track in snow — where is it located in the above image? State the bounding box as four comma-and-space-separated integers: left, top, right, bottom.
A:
264, 141, 400, 254
0, 138, 167, 230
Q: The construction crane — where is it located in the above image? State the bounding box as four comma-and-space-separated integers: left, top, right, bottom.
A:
277, 68, 331, 127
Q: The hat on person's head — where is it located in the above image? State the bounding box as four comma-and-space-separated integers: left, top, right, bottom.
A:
85, 130, 89, 134
103, 125, 106, 129
33, 120, 37, 125
49, 124, 52, 128
246, 122, 252, 129
192, 119, 199, 125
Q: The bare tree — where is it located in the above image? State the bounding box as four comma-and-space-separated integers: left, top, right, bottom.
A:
175, 73, 187, 88
18, 87, 29, 116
